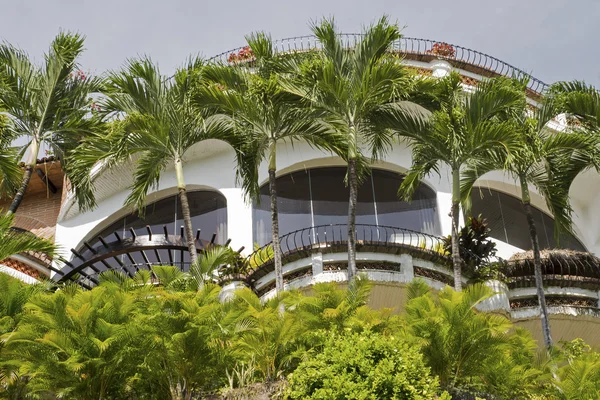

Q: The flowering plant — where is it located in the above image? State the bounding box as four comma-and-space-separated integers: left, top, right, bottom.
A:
227, 46, 255, 64
427, 42, 456, 58
69, 69, 87, 81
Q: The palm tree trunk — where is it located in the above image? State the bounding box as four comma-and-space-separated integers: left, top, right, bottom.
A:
7, 138, 40, 215
347, 158, 358, 279
451, 169, 463, 291
268, 142, 284, 295
520, 177, 553, 349
175, 159, 198, 263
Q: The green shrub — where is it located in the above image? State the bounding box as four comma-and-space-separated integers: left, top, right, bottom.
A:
285, 330, 445, 399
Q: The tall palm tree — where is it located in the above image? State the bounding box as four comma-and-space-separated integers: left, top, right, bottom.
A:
77, 58, 235, 262
396, 72, 522, 290
281, 16, 431, 279
195, 33, 337, 295
0, 32, 103, 214
461, 81, 599, 348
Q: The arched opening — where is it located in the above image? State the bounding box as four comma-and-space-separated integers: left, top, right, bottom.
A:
76, 190, 227, 268
470, 188, 585, 251
252, 167, 439, 246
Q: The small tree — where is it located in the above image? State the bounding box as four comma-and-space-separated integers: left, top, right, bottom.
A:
442, 215, 497, 274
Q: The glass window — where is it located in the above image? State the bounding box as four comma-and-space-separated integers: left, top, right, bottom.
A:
470, 188, 585, 251
252, 170, 312, 247
84, 191, 228, 252
372, 169, 439, 235
252, 167, 440, 246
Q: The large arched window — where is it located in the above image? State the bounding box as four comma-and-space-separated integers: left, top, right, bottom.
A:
471, 188, 585, 251
78, 191, 227, 265
252, 167, 439, 246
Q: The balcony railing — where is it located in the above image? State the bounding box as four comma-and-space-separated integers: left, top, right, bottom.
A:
209, 34, 548, 95
246, 224, 449, 283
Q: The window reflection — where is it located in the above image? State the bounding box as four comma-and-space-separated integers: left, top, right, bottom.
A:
470, 188, 585, 251
252, 167, 440, 247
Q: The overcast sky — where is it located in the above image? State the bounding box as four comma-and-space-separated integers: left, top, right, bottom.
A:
2, 0, 599, 86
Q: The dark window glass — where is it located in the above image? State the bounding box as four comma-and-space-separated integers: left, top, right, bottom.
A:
372, 169, 439, 235
85, 191, 227, 255
252, 167, 439, 246
470, 188, 585, 251
252, 170, 312, 247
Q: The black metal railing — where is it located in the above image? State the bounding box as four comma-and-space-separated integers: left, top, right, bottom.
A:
77, 262, 194, 284
209, 34, 548, 94
246, 224, 448, 280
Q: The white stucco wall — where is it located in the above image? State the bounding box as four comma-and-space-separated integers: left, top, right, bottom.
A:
53, 59, 600, 270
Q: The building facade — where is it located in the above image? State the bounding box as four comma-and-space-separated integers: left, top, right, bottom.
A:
3, 36, 600, 346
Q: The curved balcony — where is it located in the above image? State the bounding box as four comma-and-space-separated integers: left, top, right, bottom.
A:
209, 35, 548, 95
246, 224, 451, 294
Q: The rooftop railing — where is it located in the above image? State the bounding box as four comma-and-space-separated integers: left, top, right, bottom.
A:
209, 34, 549, 95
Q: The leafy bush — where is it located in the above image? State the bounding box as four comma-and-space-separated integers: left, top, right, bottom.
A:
285, 330, 445, 399
443, 215, 497, 274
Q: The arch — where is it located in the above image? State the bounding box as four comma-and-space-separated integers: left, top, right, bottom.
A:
59, 190, 229, 286
77, 187, 227, 250
252, 166, 440, 246
263, 156, 438, 193
470, 187, 586, 251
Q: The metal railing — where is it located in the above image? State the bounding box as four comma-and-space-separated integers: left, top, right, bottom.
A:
75, 262, 194, 285
247, 224, 448, 278
209, 34, 548, 94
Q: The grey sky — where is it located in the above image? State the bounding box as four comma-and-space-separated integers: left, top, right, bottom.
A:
2, 0, 599, 86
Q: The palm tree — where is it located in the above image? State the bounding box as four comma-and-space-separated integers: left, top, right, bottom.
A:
0, 214, 55, 261
77, 58, 235, 262
403, 280, 541, 397
0, 117, 20, 198
396, 72, 522, 290
0, 32, 103, 214
195, 33, 337, 295
281, 16, 431, 279
461, 82, 598, 349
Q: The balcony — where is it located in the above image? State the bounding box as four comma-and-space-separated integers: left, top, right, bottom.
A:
210, 35, 548, 96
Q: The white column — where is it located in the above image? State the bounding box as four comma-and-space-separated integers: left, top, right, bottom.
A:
399, 254, 414, 281
312, 252, 323, 276
436, 191, 454, 237
477, 280, 511, 313
220, 188, 253, 256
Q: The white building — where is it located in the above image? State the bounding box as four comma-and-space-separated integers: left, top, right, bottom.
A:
6, 36, 600, 346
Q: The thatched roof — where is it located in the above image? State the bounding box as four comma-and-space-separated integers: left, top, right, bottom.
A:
509, 249, 600, 264
502, 249, 600, 288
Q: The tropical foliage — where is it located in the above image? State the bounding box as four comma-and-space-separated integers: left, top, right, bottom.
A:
281, 16, 431, 279
395, 72, 522, 290
460, 78, 599, 348
2, 16, 600, 400
0, 32, 103, 214
0, 273, 598, 399
195, 32, 336, 294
